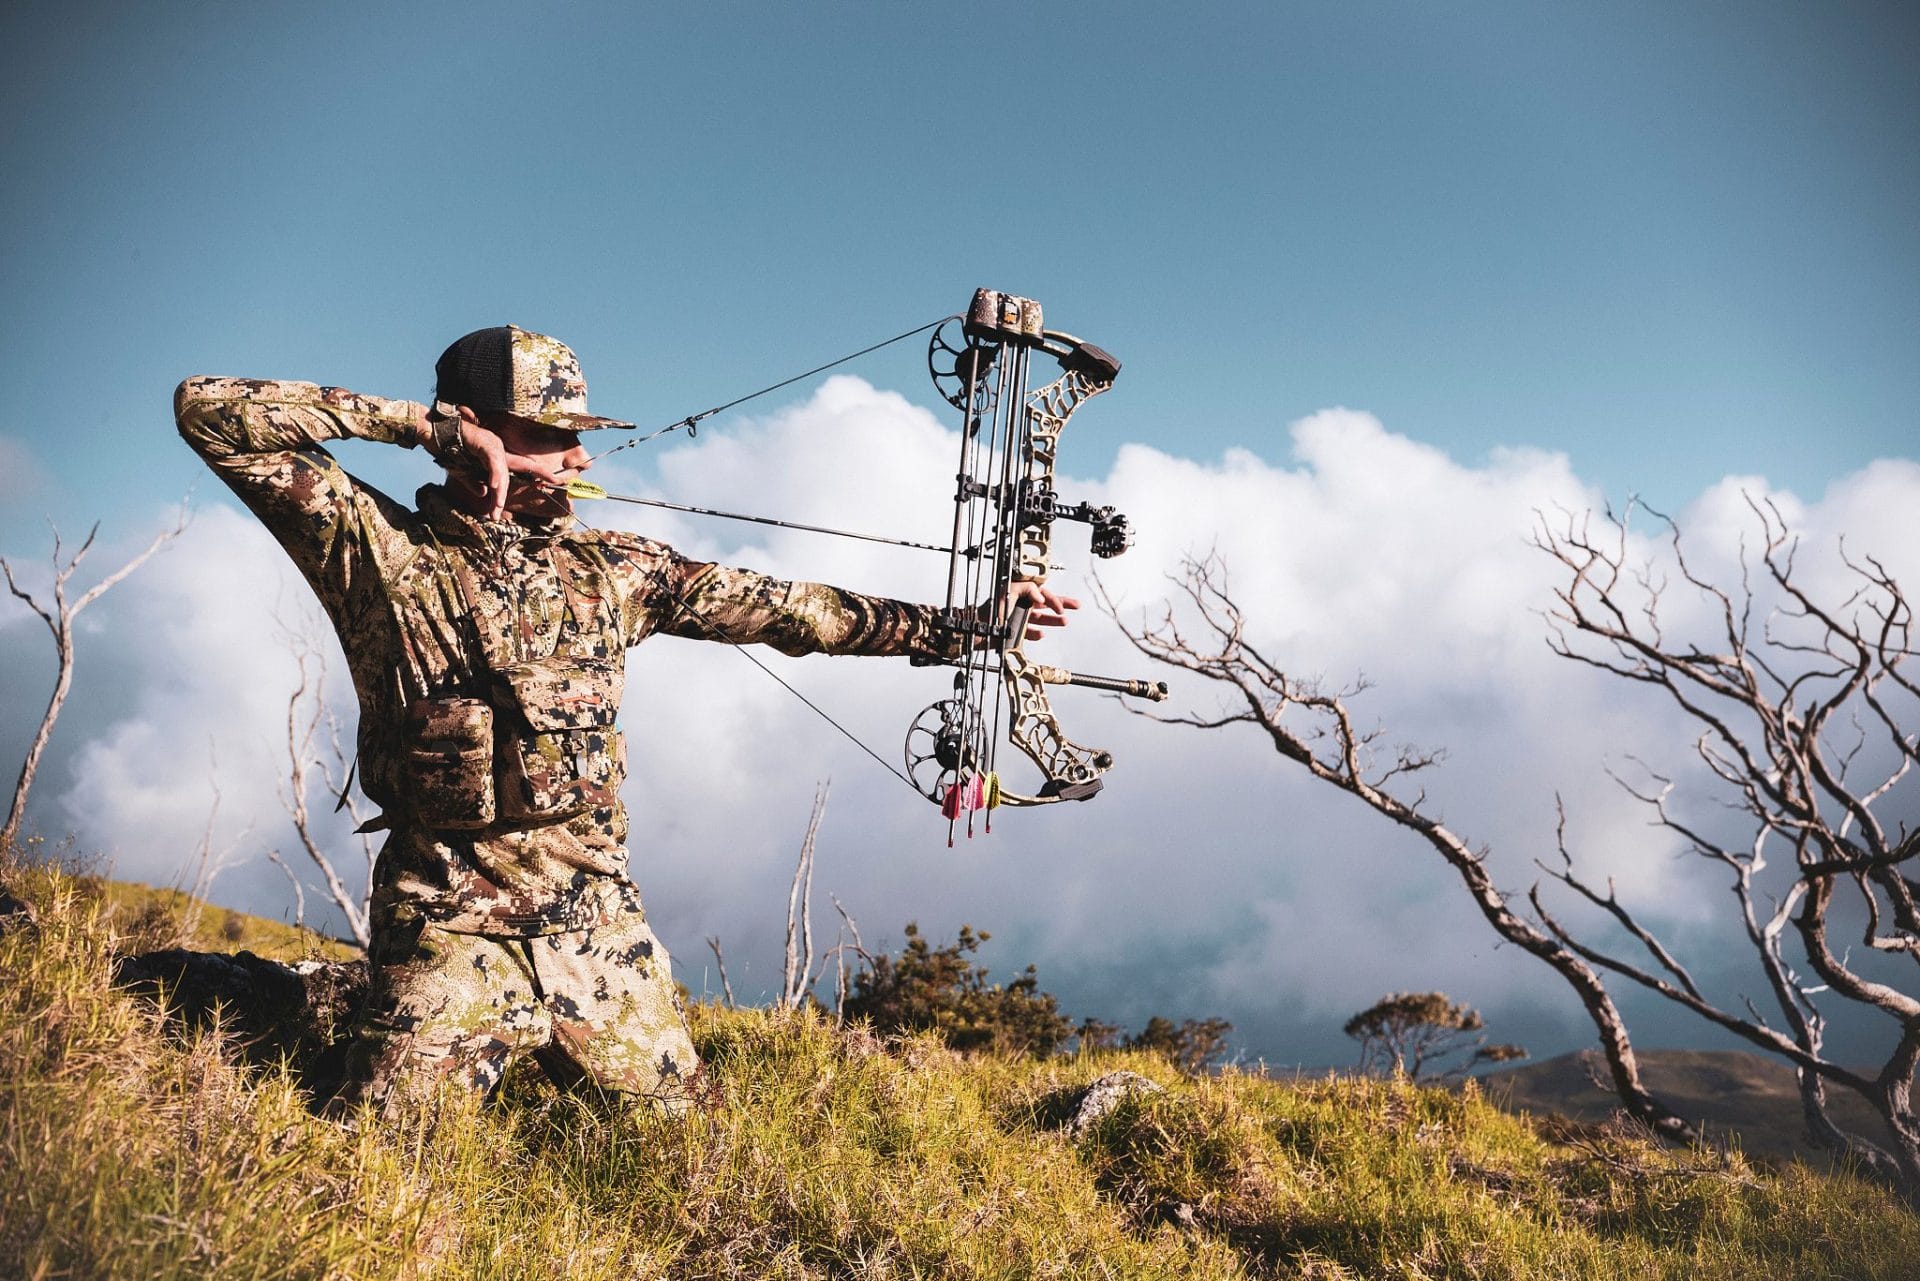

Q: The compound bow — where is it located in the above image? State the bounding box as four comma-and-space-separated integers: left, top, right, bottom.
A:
567, 287, 1168, 838
903, 288, 1168, 836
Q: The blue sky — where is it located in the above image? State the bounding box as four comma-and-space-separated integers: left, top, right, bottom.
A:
4, 3, 1918, 1068
5, 1, 1915, 527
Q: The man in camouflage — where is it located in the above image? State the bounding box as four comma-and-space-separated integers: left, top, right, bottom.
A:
175, 325, 1071, 1115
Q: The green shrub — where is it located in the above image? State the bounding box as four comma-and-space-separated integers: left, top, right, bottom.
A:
841, 922, 1075, 1057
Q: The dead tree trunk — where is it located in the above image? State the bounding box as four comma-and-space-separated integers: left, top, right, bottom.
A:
2, 514, 186, 852
1528, 497, 1920, 1188
781, 781, 830, 1009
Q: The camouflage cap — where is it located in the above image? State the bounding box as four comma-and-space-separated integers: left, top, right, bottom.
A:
434, 325, 635, 432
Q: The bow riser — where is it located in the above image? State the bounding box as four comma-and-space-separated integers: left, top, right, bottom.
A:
992, 358, 1121, 807
1013, 364, 1117, 584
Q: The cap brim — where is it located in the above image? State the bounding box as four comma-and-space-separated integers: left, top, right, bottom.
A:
533, 411, 637, 432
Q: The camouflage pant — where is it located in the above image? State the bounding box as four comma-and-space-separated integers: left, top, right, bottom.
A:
332, 899, 700, 1118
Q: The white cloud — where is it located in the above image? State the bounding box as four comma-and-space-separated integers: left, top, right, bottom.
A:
39, 506, 366, 930
14, 382, 1920, 1066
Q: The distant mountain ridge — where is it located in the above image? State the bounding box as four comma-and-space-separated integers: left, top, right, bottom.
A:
1481, 1048, 1886, 1167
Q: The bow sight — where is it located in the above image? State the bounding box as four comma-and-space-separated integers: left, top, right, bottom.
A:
908, 288, 1168, 835
1021, 485, 1133, 560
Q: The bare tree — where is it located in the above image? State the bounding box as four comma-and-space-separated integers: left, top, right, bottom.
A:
705, 781, 871, 1018
175, 765, 248, 943
1345, 990, 1527, 1081
2, 513, 187, 851
705, 936, 737, 1008
828, 894, 873, 1023
781, 781, 830, 1009
778, 781, 877, 1016
1527, 497, 1920, 1187
1110, 552, 1699, 1145
1118, 495, 1920, 1191
267, 848, 309, 930
277, 628, 372, 948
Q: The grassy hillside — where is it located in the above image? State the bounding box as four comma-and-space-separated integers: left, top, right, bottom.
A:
4, 862, 1919, 1280
89, 877, 361, 962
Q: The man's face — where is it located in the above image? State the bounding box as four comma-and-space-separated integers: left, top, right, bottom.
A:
450, 413, 593, 519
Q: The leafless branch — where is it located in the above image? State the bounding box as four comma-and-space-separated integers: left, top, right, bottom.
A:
2, 508, 189, 851
174, 762, 246, 945
828, 894, 873, 1024
266, 849, 308, 930
705, 936, 736, 1008
277, 629, 370, 948
1537, 796, 1704, 1001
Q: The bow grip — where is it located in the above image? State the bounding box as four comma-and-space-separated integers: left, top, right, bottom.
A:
1006, 597, 1032, 647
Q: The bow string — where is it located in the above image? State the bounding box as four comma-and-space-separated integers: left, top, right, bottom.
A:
562, 287, 1168, 838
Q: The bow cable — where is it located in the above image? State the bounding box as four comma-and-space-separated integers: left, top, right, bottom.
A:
652, 582, 922, 795
587, 315, 955, 467
606, 538, 923, 796
463, 292, 1158, 820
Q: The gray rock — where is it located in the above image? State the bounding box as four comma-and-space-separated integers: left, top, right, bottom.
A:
1045, 1070, 1164, 1139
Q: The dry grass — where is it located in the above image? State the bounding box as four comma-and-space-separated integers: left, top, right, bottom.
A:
4, 856, 1918, 1280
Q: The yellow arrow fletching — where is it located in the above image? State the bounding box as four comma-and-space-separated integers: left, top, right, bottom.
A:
565, 479, 608, 500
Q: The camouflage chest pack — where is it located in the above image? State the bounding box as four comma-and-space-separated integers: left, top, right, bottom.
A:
397, 529, 628, 831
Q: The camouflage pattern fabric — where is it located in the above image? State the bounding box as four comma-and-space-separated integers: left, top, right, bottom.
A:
175, 375, 949, 934
332, 892, 699, 1118
506, 325, 637, 432
175, 375, 951, 1108
490, 654, 625, 822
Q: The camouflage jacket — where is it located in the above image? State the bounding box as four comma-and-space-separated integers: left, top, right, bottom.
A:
176, 376, 951, 934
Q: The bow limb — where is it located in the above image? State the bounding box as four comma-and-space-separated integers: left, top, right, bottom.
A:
992, 345, 1124, 804
994, 650, 1113, 805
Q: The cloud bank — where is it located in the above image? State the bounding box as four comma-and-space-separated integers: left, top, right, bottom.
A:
8, 377, 1920, 1068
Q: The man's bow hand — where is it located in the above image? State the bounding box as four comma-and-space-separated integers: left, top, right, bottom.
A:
1009, 580, 1078, 640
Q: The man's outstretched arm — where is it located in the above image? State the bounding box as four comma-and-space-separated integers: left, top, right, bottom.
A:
621, 543, 1075, 662
648, 556, 951, 660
